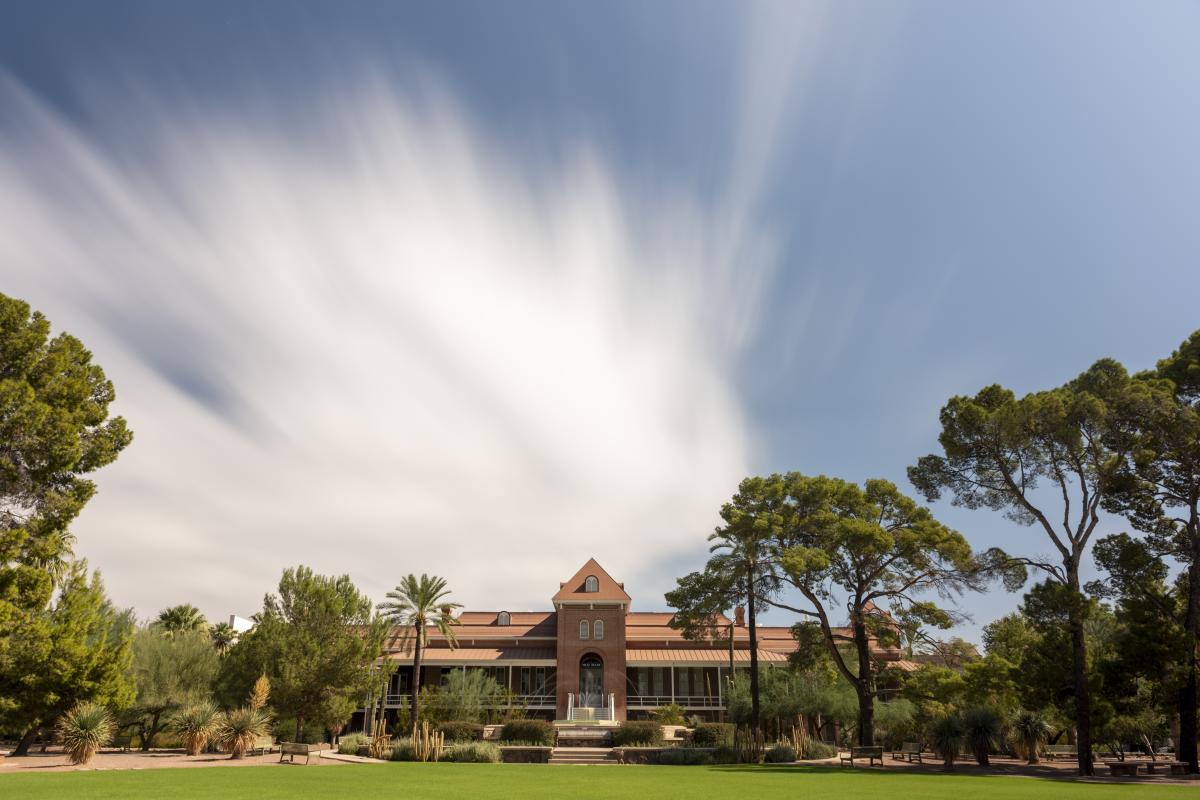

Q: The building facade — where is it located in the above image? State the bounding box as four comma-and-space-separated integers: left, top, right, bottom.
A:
366, 558, 903, 723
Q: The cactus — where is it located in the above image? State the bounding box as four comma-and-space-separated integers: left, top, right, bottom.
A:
414, 719, 444, 762
368, 719, 391, 760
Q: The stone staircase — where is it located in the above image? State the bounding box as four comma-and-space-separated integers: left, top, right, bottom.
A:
549, 746, 615, 765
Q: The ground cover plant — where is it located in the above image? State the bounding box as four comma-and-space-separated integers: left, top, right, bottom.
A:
0, 763, 1193, 800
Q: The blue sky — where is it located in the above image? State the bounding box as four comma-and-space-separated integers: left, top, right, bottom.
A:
2, 2, 1199, 641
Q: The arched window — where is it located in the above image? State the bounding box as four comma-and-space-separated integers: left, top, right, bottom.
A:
497, 611, 510, 626
579, 620, 590, 640
584, 575, 599, 593
593, 619, 604, 640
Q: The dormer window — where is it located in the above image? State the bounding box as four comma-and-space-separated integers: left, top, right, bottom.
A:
579, 620, 590, 640
584, 575, 599, 593
594, 619, 604, 640
497, 611, 510, 626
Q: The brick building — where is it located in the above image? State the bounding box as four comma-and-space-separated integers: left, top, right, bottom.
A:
365, 558, 903, 723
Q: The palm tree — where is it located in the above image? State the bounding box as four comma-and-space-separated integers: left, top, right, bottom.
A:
1012, 710, 1052, 764
155, 604, 207, 636
209, 622, 236, 655
377, 574, 461, 737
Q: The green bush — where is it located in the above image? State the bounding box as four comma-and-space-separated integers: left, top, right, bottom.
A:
656, 747, 712, 765
444, 741, 501, 763
711, 745, 738, 764
389, 737, 418, 761
438, 721, 484, 743
612, 720, 663, 746
652, 704, 687, 726
764, 744, 796, 763
272, 717, 323, 744
499, 719, 554, 746
338, 733, 368, 755
690, 722, 734, 746
801, 740, 838, 760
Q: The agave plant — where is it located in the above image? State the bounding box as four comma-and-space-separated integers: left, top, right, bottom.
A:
1011, 710, 1052, 764
929, 713, 966, 771
172, 701, 220, 756
57, 702, 116, 765
962, 707, 1004, 766
215, 707, 272, 759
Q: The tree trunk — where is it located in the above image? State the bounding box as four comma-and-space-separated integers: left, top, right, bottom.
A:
140, 711, 163, 751
410, 622, 424, 738
1180, 510, 1200, 774
11, 727, 38, 757
853, 611, 874, 747
295, 714, 305, 743
747, 580, 761, 736
1067, 575, 1094, 776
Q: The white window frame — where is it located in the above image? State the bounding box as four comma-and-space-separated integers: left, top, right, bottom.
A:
497, 611, 510, 626
579, 619, 590, 640
584, 575, 599, 593
593, 619, 604, 640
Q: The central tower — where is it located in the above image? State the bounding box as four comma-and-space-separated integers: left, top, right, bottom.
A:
552, 558, 629, 721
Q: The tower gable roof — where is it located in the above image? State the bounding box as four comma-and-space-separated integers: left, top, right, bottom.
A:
552, 558, 631, 605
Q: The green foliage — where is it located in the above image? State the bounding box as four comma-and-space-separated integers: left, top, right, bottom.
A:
651, 703, 686, 725
690, 722, 735, 746
2, 563, 134, 745
437, 720, 484, 742
928, 713, 966, 769
962, 707, 1004, 765
612, 720, 664, 746
126, 627, 219, 750
656, 747, 713, 765
389, 737, 418, 761
710, 745, 738, 764
498, 719, 554, 745
337, 732, 368, 755
155, 605, 207, 636
764, 743, 796, 763
421, 670, 512, 724
56, 701, 115, 765
1010, 710, 1051, 764
215, 566, 388, 741
873, 699, 916, 749
0, 293, 131, 726
215, 707, 272, 759
171, 701, 221, 756
801, 739, 838, 759
443, 741, 501, 763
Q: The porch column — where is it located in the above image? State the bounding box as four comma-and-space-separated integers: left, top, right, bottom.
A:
669, 666, 675, 704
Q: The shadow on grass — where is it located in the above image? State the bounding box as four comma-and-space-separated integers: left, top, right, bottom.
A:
704, 763, 1197, 784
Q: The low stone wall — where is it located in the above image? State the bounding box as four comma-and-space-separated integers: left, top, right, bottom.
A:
500, 746, 552, 764
612, 747, 665, 765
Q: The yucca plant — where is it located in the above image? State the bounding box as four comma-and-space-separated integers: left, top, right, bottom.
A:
962, 707, 1004, 766
1011, 710, 1052, 764
215, 707, 272, 759
57, 702, 116, 765
172, 701, 221, 756
929, 713, 966, 771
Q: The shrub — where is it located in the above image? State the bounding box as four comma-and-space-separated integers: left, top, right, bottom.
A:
929, 713, 966, 771
652, 704, 687, 726
764, 744, 797, 763
963, 707, 1003, 766
444, 741, 501, 763
690, 722, 735, 747
800, 740, 837, 760
499, 719, 554, 746
612, 720, 663, 746
711, 745, 738, 764
438, 721, 484, 743
215, 707, 272, 759
1011, 710, 1051, 764
390, 737, 418, 761
338, 732, 368, 755
656, 747, 712, 765
57, 702, 115, 766
272, 717, 324, 744
171, 701, 220, 756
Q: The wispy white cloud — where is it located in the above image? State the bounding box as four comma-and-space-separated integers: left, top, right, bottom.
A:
0, 60, 805, 618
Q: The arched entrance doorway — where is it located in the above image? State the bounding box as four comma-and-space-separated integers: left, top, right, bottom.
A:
579, 654, 604, 707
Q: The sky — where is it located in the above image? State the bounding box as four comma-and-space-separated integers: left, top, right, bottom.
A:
2, 1, 1199, 643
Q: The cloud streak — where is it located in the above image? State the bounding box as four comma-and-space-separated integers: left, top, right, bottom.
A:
0, 67, 786, 618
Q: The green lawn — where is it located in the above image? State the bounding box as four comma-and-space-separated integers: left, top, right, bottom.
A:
1, 763, 1194, 800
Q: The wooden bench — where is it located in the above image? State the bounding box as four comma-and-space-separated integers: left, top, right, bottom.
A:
250, 735, 276, 756
1044, 744, 1077, 760
840, 746, 883, 767
891, 742, 923, 763
279, 742, 321, 764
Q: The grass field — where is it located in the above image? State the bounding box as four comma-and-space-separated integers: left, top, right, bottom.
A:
1, 763, 1194, 800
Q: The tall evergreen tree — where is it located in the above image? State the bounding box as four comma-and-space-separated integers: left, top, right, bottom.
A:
909, 360, 1136, 775
124, 627, 219, 750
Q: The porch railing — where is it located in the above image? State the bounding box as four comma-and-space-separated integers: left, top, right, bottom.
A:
627, 694, 724, 709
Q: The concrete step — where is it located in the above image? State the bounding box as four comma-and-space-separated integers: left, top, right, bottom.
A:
549, 747, 615, 765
